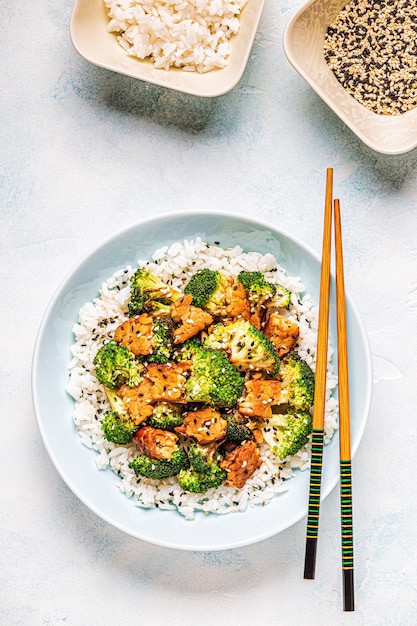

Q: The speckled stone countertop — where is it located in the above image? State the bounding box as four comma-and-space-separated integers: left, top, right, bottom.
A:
2, 1, 417, 624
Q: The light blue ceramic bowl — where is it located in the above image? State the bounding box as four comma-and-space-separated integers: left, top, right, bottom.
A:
32, 211, 372, 551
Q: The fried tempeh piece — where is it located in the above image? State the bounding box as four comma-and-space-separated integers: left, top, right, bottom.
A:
114, 313, 155, 356
238, 378, 282, 420
264, 313, 299, 357
145, 362, 188, 402
176, 406, 228, 444
220, 440, 261, 488
119, 380, 154, 424
132, 426, 180, 460
170, 294, 213, 344
225, 280, 251, 320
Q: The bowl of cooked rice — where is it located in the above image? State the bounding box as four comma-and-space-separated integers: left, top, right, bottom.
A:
70, 0, 266, 97
283, 0, 417, 155
32, 211, 372, 550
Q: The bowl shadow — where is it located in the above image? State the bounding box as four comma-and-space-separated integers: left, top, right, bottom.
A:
101, 71, 215, 131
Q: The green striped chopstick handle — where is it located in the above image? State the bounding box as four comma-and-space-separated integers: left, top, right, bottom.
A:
307, 429, 325, 538
340, 459, 354, 611
304, 429, 325, 579
340, 459, 354, 569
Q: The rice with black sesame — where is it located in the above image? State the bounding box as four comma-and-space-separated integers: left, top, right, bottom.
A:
66, 239, 338, 519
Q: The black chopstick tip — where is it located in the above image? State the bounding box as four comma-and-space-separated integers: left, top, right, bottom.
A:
303, 537, 318, 579
343, 569, 355, 612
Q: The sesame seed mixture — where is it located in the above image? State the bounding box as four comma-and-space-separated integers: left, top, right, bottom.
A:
324, 0, 417, 115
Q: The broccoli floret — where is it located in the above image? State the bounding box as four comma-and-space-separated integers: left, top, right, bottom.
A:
262, 409, 312, 460
147, 316, 174, 364
237, 271, 291, 310
187, 443, 223, 472
237, 271, 276, 307
177, 463, 227, 493
171, 336, 202, 362
104, 386, 128, 417
129, 447, 189, 479
100, 410, 138, 444
146, 402, 184, 431
273, 284, 292, 309
224, 412, 253, 444
183, 345, 244, 406
142, 300, 171, 317
279, 352, 315, 411
204, 319, 280, 374
188, 446, 211, 473
184, 268, 229, 315
128, 267, 181, 316
93, 341, 143, 389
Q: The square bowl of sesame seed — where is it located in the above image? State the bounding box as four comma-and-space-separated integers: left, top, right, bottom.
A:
283, 0, 417, 154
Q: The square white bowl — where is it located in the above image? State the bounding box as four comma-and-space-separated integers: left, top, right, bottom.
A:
283, 0, 417, 155
70, 0, 265, 98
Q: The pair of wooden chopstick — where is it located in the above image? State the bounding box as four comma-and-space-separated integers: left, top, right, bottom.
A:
303, 168, 354, 612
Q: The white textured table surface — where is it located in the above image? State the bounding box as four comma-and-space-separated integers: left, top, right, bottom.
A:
2, 1, 417, 624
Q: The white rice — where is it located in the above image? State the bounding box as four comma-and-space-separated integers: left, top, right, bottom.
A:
66, 238, 338, 520
103, 0, 248, 72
